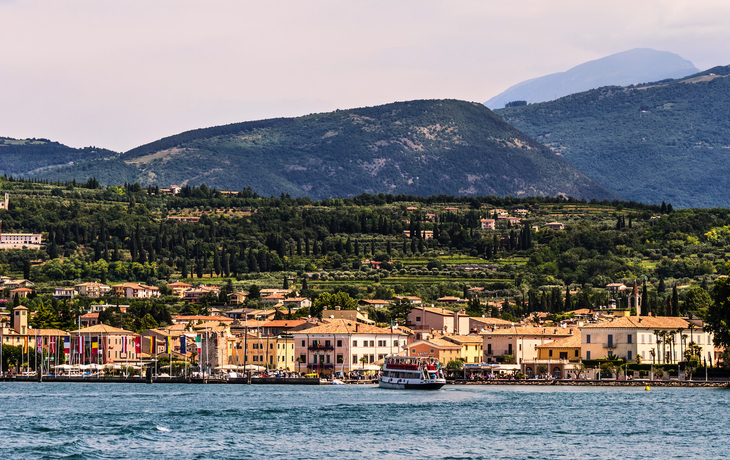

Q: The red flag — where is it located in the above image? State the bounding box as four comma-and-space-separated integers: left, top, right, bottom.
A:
134, 336, 141, 354
50, 336, 57, 354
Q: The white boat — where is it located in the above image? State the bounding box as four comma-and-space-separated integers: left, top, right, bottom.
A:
378, 356, 446, 390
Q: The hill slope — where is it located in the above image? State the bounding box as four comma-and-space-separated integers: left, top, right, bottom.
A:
496, 66, 730, 208
485, 48, 698, 109
113, 99, 615, 199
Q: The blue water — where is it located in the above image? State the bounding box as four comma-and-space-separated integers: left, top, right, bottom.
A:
0, 383, 728, 459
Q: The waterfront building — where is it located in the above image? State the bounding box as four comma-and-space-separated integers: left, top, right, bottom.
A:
579, 316, 715, 364
442, 335, 484, 364
481, 326, 575, 364
292, 320, 406, 376
227, 334, 297, 371
522, 333, 583, 379
76, 324, 140, 364
406, 338, 461, 364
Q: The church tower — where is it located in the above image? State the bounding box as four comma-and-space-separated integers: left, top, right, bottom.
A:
628, 280, 642, 316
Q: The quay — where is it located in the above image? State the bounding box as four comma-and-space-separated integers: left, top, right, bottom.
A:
0, 375, 377, 385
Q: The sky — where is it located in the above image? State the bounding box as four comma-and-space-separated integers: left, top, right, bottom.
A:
2, 0, 730, 152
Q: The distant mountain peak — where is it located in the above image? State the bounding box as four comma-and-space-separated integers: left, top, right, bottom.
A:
485, 48, 698, 109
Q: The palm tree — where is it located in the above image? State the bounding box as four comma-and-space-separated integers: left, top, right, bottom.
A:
359, 356, 368, 370
681, 334, 689, 362
654, 330, 663, 363
649, 348, 656, 365
295, 356, 304, 374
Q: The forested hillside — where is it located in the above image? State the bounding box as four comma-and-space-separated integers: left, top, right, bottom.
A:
0, 177, 727, 331
496, 66, 730, 208
0, 100, 616, 201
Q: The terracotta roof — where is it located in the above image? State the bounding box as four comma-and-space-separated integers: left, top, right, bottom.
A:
418, 306, 460, 316
580, 316, 691, 330
10, 288, 33, 292
469, 317, 514, 326
436, 296, 461, 301
262, 320, 308, 328
443, 335, 484, 344
535, 334, 582, 348
80, 313, 99, 319
295, 319, 404, 336
409, 338, 460, 349
77, 324, 138, 335
34, 328, 71, 336
481, 326, 575, 337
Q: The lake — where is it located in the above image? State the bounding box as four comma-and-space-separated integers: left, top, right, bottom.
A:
0, 383, 728, 459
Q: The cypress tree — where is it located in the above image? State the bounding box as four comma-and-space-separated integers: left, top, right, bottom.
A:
672, 284, 679, 316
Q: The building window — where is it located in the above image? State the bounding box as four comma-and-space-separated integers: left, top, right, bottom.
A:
301, 340, 305, 346
325, 340, 331, 347
628, 351, 633, 361
352, 354, 358, 364
337, 340, 342, 347
353, 340, 358, 347
586, 335, 591, 344
574, 350, 579, 357
370, 341, 375, 347
393, 340, 399, 347
586, 351, 591, 359
549, 350, 553, 357
416, 316, 421, 322
607, 335, 613, 347
627, 334, 632, 344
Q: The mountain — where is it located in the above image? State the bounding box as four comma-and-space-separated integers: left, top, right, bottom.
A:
1, 100, 616, 200
485, 48, 698, 109
495, 66, 730, 208
0, 137, 130, 182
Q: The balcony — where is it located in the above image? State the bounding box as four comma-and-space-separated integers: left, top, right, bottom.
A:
308, 345, 334, 351
603, 343, 617, 349
308, 363, 334, 369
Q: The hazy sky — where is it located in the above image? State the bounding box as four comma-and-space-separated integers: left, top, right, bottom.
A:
2, 0, 730, 151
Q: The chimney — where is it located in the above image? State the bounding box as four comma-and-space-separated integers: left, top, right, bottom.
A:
335, 306, 341, 311
453, 309, 459, 335
355, 323, 359, 333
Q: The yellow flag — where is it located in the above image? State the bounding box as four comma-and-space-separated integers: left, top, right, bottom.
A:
23, 336, 28, 353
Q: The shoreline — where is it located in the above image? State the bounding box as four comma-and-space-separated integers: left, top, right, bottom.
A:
1, 375, 727, 387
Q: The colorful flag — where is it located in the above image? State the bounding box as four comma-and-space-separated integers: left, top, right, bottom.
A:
63, 336, 70, 354
134, 336, 141, 354
180, 336, 186, 354
166, 336, 172, 354
91, 337, 98, 354
23, 336, 28, 353
195, 335, 202, 354
150, 336, 156, 355
121, 336, 127, 354
37, 339, 43, 354
78, 336, 83, 354
50, 336, 57, 354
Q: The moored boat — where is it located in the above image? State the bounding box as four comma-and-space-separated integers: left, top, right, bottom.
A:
378, 355, 446, 390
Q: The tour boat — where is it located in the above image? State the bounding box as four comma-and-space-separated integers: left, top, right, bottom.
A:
378, 356, 446, 390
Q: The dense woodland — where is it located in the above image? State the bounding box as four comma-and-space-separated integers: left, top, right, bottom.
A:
2, 175, 730, 343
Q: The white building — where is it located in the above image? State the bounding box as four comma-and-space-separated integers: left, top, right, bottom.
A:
579, 316, 715, 364
292, 319, 406, 375
0, 220, 42, 249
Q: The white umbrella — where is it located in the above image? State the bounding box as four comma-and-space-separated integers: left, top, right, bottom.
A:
215, 365, 239, 370
238, 365, 265, 371
54, 364, 73, 370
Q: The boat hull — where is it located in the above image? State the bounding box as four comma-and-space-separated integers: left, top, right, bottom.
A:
378, 380, 446, 390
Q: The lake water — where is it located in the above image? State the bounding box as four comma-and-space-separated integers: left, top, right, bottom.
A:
0, 382, 728, 459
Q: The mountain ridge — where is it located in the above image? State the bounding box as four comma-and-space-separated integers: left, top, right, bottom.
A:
495, 65, 730, 208
485, 48, 698, 109
0, 99, 616, 201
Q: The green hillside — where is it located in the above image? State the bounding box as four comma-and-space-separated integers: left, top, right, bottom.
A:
2, 100, 615, 200
496, 66, 730, 208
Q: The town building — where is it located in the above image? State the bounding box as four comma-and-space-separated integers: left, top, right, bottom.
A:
406, 338, 462, 364
545, 222, 565, 231
480, 219, 496, 230
293, 320, 406, 376
111, 283, 160, 298
442, 335, 484, 364
481, 326, 575, 364
579, 316, 715, 364
522, 333, 583, 379
75, 282, 111, 298
0, 220, 43, 249
407, 306, 470, 336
